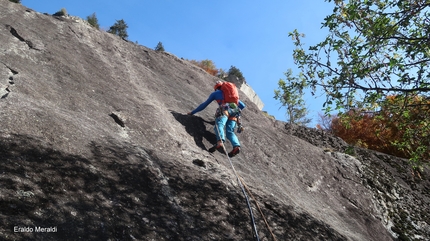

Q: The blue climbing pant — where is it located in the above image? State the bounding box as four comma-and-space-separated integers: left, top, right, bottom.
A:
214, 115, 240, 147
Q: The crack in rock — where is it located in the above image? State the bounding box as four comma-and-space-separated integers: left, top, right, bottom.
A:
6, 25, 39, 50
0, 85, 10, 99
109, 112, 125, 128
6, 65, 18, 75
1, 64, 17, 99
192, 159, 206, 168
1, 91, 9, 99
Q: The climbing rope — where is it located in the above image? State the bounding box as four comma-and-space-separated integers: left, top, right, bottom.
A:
239, 176, 278, 241
214, 118, 261, 241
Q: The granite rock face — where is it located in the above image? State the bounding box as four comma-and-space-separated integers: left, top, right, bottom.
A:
0, 1, 429, 240
226, 74, 264, 110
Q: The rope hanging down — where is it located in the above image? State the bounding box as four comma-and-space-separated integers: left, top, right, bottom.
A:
239, 176, 278, 241
214, 120, 261, 241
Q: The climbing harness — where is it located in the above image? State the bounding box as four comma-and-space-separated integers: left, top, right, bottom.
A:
215, 102, 241, 120
214, 116, 260, 241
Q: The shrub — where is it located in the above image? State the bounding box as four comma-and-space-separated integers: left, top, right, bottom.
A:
262, 111, 275, 120
53, 8, 67, 17
86, 13, 99, 30
189, 59, 219, 76
331, 95, 430, 169
217, 68, 227, 79
344, 146, 356, 156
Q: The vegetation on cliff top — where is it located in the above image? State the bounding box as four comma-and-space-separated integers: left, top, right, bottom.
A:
278, 0, 429, 169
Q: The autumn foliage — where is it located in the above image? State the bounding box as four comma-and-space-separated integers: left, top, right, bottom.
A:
189, 59, 219, 76
330, 110, 402, 156
329, 95, 430, 164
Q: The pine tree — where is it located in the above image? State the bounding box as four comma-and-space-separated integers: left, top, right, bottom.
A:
86, 13, 99, 30
227, 66, 245, 82
107, 19, 128, 39
155, 42, 165, 52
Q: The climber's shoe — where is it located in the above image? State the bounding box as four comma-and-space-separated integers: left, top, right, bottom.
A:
228, 146, 240, 157
209, 141, 225, 153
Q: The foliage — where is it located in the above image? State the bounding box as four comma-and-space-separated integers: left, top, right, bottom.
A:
316, 112, 334, 133
86, 13, 99, 30
344, 145, 356, 156
379, 95, 430, 168
9, 0, 20, 3
217, 68, 227, 79
274, 69, 311, 126
155, 42, 165, 52
227, 66, 245, 82
53, 8, 67, 17
262, 111, 275, 120
108, 19, 128, 39
189, 59, 219, 76
331, 95, 429, 170
331, 110, 381, 150
289, 0, 430, 168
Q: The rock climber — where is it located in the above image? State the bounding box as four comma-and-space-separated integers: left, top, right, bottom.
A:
188, 80, 245, 157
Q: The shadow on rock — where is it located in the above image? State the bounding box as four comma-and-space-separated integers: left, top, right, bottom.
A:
170, 110, 217, 151
0, 134, 264, 241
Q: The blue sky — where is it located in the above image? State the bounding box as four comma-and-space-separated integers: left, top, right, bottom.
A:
21, 0, 335, 127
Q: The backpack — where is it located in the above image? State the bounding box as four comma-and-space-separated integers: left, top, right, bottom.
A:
220, 82, 239, 105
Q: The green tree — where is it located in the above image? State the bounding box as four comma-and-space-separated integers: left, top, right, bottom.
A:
155, 42, 165, 52
289, 0, 430, 168
217, 68, 227, 79
108, 19, 128, 39
86, 13, 99, 30
227, 66, 245, 82
274, 69, 311, 126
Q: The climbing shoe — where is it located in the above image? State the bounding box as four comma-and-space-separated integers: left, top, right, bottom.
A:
228, 146, 240, 157
209, 141, 225, 153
